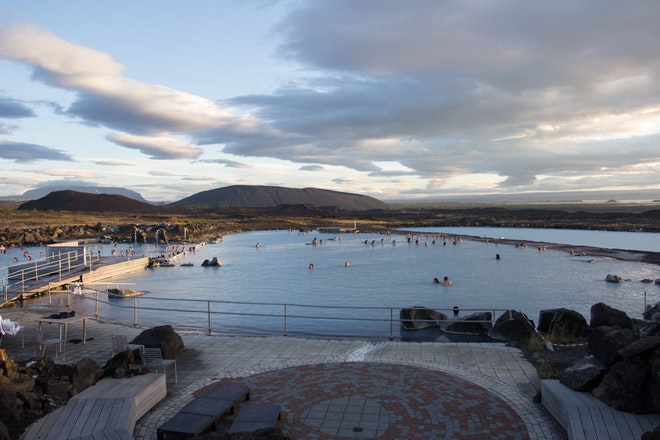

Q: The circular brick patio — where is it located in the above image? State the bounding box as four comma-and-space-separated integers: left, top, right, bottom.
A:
210, 362, 530, 439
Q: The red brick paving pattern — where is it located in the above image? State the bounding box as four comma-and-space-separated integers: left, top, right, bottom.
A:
211, 362, 530, 439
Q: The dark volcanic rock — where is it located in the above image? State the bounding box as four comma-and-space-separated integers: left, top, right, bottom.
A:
537, 308, 590, 338
592, 356, 648, 413
589, 326, 635, 367
489, 310, 534, 341
618, 336, 660, 358
442, 312, 493, 335
559, 355, 606, 391
71, 358, 104, 395
590, 303, 632, 329
130, 325, 184, 359
400, 307, 448, 330
644, 302, 660, 321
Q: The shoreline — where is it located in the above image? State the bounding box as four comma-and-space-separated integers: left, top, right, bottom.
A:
395, 229, 660, 266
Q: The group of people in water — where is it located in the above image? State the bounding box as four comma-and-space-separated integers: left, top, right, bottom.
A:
433, 276, 453, 286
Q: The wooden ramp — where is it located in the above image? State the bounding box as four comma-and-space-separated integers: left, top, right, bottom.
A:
22, 373, 166, 440
541, 379, 660, 440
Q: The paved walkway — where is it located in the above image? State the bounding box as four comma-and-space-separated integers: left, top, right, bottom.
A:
1, 305, 564, 439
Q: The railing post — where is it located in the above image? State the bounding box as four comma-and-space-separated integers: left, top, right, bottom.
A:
95, 291, 99, 318
133, 297, 138, 326
48, 282, 52, 305
207, 301, 212, 336
283, 304, 288, 336
34, 260, 39, 281
389, 308, 394, 340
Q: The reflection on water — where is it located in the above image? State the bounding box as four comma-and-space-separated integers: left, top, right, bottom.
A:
4, 228, 660, 339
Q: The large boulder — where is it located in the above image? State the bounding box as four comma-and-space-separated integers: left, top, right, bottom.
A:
201, 257, 222, 267
104, 351, 137, 379
559, 355, 606, 391
537, 308, 590, 338
589, 326, 636, 367
71, 359, 104, 395
605, 274, 624, 283
130, 325, 184, 359
0, 375, 21, 439
400, 307, 448, 330
442, 312, 492, 335
635, 319, 660, 338
618, 336, 660, 358
592, 356, 648, 413
489, 310, 534, 341
590, 303, 632, 329
644, 302, 660, 321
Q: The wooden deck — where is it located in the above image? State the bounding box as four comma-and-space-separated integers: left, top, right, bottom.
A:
2, 257, 148, 307
22, 373, 166, 440
541, 379, 660, 440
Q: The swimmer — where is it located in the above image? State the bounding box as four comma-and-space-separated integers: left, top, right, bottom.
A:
496, 254, 501, 260
433, 277, 440, 284
344, 261, 350, 268
442, 276, 453, 286
309, 263, 314, 269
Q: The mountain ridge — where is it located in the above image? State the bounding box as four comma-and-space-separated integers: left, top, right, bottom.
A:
168, 185, 388, 211
16, 185, 389, 212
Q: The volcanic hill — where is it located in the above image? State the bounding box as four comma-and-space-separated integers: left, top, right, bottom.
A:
168, 185, 389, 211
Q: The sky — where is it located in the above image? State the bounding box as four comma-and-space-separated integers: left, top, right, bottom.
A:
1, 0, 659, 203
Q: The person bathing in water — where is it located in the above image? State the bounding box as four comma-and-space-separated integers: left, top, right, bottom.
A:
442, 276, 453, 286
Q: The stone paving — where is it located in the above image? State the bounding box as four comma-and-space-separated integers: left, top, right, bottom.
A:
0, 305, 565, 440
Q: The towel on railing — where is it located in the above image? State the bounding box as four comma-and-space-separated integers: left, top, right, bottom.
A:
0, 316, 21, 336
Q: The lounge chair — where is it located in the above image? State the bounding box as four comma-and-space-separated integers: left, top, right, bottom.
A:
111, 333, 143, 356
140, 346, 177, 383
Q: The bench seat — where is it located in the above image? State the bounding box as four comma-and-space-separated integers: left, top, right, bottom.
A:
22, 373, 166, 440
157, 384, 250, 440
227, 404, 281, 434
541, 379, 660, 440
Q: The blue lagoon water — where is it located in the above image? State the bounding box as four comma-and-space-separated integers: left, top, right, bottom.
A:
3, 228, 659, 339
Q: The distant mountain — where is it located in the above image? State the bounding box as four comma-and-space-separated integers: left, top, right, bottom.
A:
20, 186, 150, 203
169, 185, 389, 211
17, 190, 162, 213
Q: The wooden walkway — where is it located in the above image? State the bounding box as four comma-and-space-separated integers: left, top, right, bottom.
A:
22, 373, 166, 440
541, 379, 660, 439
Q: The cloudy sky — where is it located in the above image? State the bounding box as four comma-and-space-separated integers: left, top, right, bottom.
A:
1, 1, 659, 202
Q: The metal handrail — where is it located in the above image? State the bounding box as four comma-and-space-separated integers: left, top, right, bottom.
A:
73, 291, 506, 340
1, 250, 100, 301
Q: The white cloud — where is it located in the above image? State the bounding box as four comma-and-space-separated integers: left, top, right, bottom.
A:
1, 2, 660, 201
106, 132, 202, 160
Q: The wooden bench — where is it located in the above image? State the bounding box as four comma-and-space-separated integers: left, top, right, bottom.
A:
157, 384, 250, 440
541, 379, 660, 440
22, 373, 166, 440
227, 404, 281, 434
